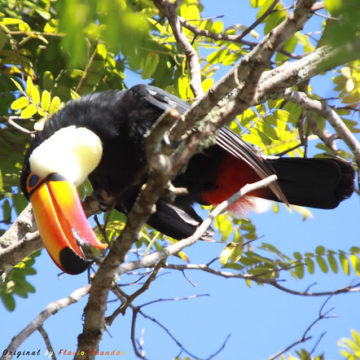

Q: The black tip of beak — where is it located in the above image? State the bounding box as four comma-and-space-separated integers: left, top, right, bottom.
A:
59, 248, 91, 275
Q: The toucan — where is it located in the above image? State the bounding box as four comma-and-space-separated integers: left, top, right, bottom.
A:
21, 84, 355, 274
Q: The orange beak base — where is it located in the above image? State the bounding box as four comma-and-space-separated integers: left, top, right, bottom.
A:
26, 173, 107, 274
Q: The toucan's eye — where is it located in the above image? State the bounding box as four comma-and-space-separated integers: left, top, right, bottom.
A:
28, 174, 39, 187
26, 172, 44, 196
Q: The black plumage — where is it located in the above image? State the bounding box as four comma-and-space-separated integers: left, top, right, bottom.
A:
21, 84, 355, 241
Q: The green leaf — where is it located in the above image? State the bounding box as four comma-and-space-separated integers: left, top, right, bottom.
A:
49, 96, 61, 114
316, 255, 328, 273
42, 71, 54, 90
177, 74, 192, 100
41, 90, 51, 111
21, 104, 37, 119
294, 262, 304, 279
201, 78, 214, 92
352, 329, 360, 347
339, 252, 350, 275
220, 244, 234, 265
70, 89, 81, 100
34, 7, 51, 21
304, 257, 315, 274
10, 96, 29, 110
350, 247, 360, 254
0, 17, 23, 26
211, 20, 224, 34
142, 52, 160, 79
207, 49, 228, 64
10, 78, 25, 94
31, 85, 40, 105
325, 0, 343, 15
96, 43, 107, 59
264, 9, 286, 34
350, 254, 360, 276
25, 76, 34, 97
230, 243, 244, 263
0, 28, 8, 50
327, 252, 339, 273
262, 122, 279, 140
250, 0, 267, 8
315, 245, 325, 256
214, 214, 234, 242
1, 294, 15, 311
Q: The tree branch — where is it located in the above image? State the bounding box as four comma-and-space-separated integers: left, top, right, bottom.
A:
127, 293, 222, 360
76, 171, 277, 357
306, 111, 337, 152
116, 175, 278, 277
256, 40, 360, 100
38, 326, 56, 360
280, 88, 360, 189
0, 285, 90, 360
162, 262, 360, 297
3, 12, 359, 278
153, 0, 203, 98
168, 0, 317, 142
235, 0, 280, 42
269, 296, 335, 359
105, 260, 165, 326
282, 88, 360, 165
75, 109, 188, 357
0, 204, 41, 275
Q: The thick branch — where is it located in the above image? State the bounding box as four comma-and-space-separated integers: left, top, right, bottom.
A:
75, 110, 186, 357
0, 204, 41, 275
256, 40, 360, 100
169, 0, 316, 142
3, 25, 359, 278
76, 171, 277, 357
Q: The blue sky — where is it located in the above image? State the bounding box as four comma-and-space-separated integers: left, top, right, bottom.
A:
1, 1, 360, 359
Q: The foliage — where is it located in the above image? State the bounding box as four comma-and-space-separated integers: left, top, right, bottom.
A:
0, 0, 359, 358
338, 329, 360, 359
0, 251, 39, 311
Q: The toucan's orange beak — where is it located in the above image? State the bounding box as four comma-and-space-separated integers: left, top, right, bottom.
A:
26, 173, 107, 274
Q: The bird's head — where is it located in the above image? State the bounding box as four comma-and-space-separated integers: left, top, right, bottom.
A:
21, 125, 107, 274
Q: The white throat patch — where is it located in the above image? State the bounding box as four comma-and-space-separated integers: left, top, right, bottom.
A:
29, 126, 103, 186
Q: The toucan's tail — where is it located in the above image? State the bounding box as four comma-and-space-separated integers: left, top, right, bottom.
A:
266, 158, 355, 209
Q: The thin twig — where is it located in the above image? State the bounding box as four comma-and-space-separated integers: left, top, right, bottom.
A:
105, 261, 164, 325
38, 326, 57, 360
236, 0, 280, 41
269, 296, 335, 359
75, 45, 98, 93
153, 0, 203, 98
7, 117, 35, 134
282, 88, 360, 166
136, 307, 202, 359
281, 88, 360, 191
163, 263, 360, 297
116, 175, 278, 277
306, 111, 337, 152
0, 285, 90, 360
140, 293, 210, 308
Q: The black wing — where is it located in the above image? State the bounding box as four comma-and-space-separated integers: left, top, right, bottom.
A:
142, 85, 286, 202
